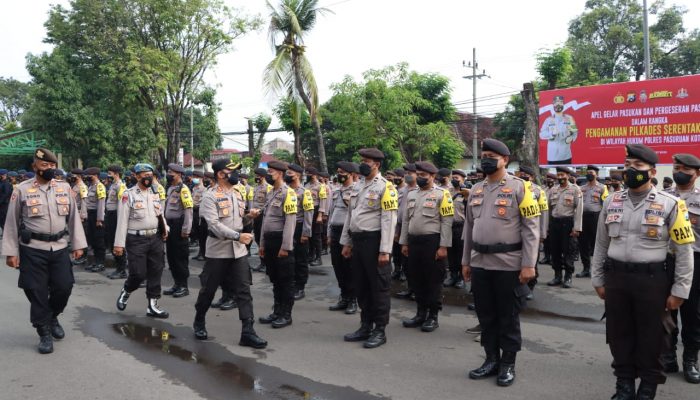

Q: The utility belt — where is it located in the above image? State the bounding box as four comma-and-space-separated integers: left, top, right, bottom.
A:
263, 231, 283, 239
473, 242, 522, 254
407, 233, 440, 244
127, 228, 158, 237
604, 258, 666, 274
552, 216, 573, 223
20, 229, 68, 244
348, 230, 380, 241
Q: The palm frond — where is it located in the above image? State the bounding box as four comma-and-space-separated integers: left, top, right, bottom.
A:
262, 48, 294, 97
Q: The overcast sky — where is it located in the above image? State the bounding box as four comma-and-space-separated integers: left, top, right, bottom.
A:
3, 0, 700, 150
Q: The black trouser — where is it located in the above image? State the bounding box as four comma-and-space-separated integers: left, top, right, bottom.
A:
18, 246, 73, 328
263, 232, 295, 308
198, 217, 208, 257
330, 225, 354, 299
310, 207, 322, 260
191, 208, 200, 245
0, 202, 9, 228
124, 234, 165, 298
105, 210, 126, 268
322, 219, 328, 252
579, 211, 599, 270
392, 240, 402, 272
605, 266, 670, 384
667, 252, 700, 354
448, 223, 464, 276
407, 234, 446, 313
542, 219, 551, 261
351, 231, 391, 326
550, 217, 576, 274
87, 209, 106, 263
293, 222, 309, 291
166, 216, 190, 287
471, 267, 527, 354
194, 257, 254, 321
253, 215, 264, 266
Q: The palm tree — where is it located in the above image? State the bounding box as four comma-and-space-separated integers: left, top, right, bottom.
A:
264, 0, 329, 172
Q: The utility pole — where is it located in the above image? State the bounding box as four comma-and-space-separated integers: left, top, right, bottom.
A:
463, 48, 489, 170
190, 107, 194, 170
642, 0, 651, 79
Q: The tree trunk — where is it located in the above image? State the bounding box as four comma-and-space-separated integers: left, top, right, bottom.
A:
292, 60, 327, 172
247, 119, 256, 167
519, 82, 541, 181
293, 125, 303, 167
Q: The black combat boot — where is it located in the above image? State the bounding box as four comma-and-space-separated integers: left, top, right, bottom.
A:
258, 304, 279, 324
547, 271, 563, 286
271, 305, 292, 329
36, 325, 53, 354
219, 296, 238, 311
443, 272, 457, 287
575, 266, 591, 278
636, 380, 657, 400
344, 322, 373, 342
610, 378, 635, 400
395, 289, 414, 299
661, 350, 679, 373
402, 308, 427, 328
293, 289, 305, 300
497, 351, 516, 386
683, 349, 700, 384
344, 298, 358, 315
363, 325, 387, 349
562, 272, 573, 288
146, 298, 169, 319
193, 317, 208, 340
172, 286, 189, 298
50, 317, 65, 340
469, 351, 500, 379
421, 311, 439, 332
239, 319, 267, 349
163, 286, 179, 296
116, 287, 131, 311
329, 297, 350, 311
107, 268, 127, 279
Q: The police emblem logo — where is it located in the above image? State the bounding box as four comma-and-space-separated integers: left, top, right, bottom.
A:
691, 216, 698, 225
32, 207, 38, 214
646, 228, 658, 238
223, 208, 229, 216
497, 207, 506, 216
497, 199, 508, 206
36, 149, 45, 159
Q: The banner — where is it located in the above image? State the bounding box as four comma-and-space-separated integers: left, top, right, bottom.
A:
538, 74, 700, 166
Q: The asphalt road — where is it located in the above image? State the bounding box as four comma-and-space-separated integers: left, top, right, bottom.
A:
0, 244, 697, 400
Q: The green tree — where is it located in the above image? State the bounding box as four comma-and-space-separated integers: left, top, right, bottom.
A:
273, 149, 294, 163
536, 47, 573, 89
249, 113, 272, 167
274, 97, 313, 166
180, 87, 222, 163
264, 0, 330, 172
0, 77, 31, 131
492, 95, 527, 152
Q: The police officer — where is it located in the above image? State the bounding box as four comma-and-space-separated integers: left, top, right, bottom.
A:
0, 168, 12, 229
319, 171, 332, 256
516, 166, 548, 300
547, 166, 583, 288
400, 161, 453, 332
577, 165, 608, 278
445, 169, 468, 289
340, 148, 398, 349
660, 153, 700, 384
251, 168, 271, 272
286, 163, 314, 300
462, 139, 540, 387
191, 171, 206, 261
327, 161, 358, 314
436, 168, 452, 192
83, 167, 107, 272
395, 163, 417, 293
258, 161, 297, 329
591, 144, 694, 399
115, 163, 169, 319
192, 159, 267, 349
305, 167, 325, 266
2, 148, 87, 354
663, 176, 674, 191
162, 163, 194, 298
105, 165, 128, 279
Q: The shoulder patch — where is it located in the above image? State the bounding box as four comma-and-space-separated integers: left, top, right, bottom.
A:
670, 199, 695, 245
303, 189, 314, 211
283, 187, 298, 214
519, 181, 541, 219
96, 182, 107, 199
381, 181, 399, 211
439, 189, 454, 217
180, 186, 193, 208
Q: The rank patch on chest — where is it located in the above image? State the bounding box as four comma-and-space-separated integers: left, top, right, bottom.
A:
646, 228, 659, 238
497, 199, 508, 206
497, 207, 507, 216
650, 203, 664, 211
501, 188, 512, 194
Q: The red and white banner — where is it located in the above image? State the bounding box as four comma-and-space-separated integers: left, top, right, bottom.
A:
538, 74, 700, 166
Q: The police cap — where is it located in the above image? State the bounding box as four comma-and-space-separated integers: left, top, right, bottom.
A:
167, 163, 185, 174
254, 167, 268, 176
625, 144, 658, 166
415, 161, 438, 174
358, 148, 385, 161
673, 153, 700, 169
438, 168, 452, 177
481, 139, 510, 156
556, 166, 573, 175
84, 167, 100, 176
586, 165, 599, 172
0, 169, 7, 175
393, 168, 406, 177
663, 176, 673, 183
211, 159, 241, 173
133, 163, 154, 173
452, 169, 467, 178
518, 166, 536, 176
267, 160, 288, 172
288, 163, 304, 174
34, 148, 58, 163
403, 163, 416, 172
305, 166, 319, 176
107, 165, 123, 174
336, 161, 358, 174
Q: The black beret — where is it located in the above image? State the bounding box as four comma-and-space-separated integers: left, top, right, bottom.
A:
476, 167, 483, 173
70, 168, 84, 175
403, 163, 416, 172
193, 170, 204, 177
211, 160, 242, 173
673, 153, 700, 169
107, 165, 123, 173
55, 169, 66, 177
34, 148, 58, 163
481, 139, 510, 156
350, 162, 360, 172
254, 168, 268, 176
305, 166, 319, 176
385, 169, 396, 177
452, 169, 467, 178
604, 176, 612, 181
518, 166, 536, 176
663, 176, 674, 183
586, 165, 599, 172
358, 148, 385, 160
546, 173, 558, 179
610, 172, 623, 179
319, 172, 330, 178
336, 161, 358, 173
288, 163, 304, 173
393, 168, 406, 177
185, 170, 193, 177
651, 177, 659, 185
625, 144, 658, 165
204, 172, 215, 179
84, 167, 100, 176
438, 168, 452, 177
239, 173, 249, 179
556, 166, 572, 174
415, 161, 438, 174
267, 160, 288, 172
167, 163, 185, 174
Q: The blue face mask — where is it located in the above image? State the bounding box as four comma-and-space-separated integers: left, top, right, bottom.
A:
192, 178, 200, 185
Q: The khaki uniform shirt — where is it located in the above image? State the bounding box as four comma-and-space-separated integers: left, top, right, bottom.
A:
305, 180, 322, 208
106, 180, 127, 211
668, 186, 700, 253
293, 185, 314, 237
260, 184, 297, 251
328, 183, 353, 231
200, 185, 248, 259
164, 184, 193, 234
252, 182, 272, 210
532, 183, 549, 240
339, 174, 398, 255
399, 185, 453, 247
461, 174, 541, 271
73, 181, 88, 220
84, 181, 106, 221
549, 183, 584, 231
452, 189, 469, 225
581, 181, 609, 213
192, 184, 206, 208
2, 178, 87, 255
114, 185, 163, 248
591, 188, 694, 299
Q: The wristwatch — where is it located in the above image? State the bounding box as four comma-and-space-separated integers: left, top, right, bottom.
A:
232, 231, 241, 241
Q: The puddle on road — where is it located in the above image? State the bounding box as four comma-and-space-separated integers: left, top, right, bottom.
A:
78, 307, 386, 400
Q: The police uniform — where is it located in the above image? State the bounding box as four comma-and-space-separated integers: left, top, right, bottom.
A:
192, 159, 267, 349
517, 166, 549, 295
547, 167, 583, 287
327, 161, 358, 313
305, 168, 325, 265
394, 164, 417, 292
399, 161, 453, 332
258, 161, 298, 328
390, 168, 407, 281
191, 172, 207, 260
319, 172, 332, 256
462, 139, 540, 386
578, 165, 608, 278
163, 163, 194, 297
115, 163, 169, 319
591, 144, 695, 399
340, 148, 398, 348
251, 168, 272, 272
0, 169, 12, 228
2, 148, 87, 354
288, 164, 314, 298
446, 169, 468, 289
83, 167, 107, 271
105, 165, 128, 278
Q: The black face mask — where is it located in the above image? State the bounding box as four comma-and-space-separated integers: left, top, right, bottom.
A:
545, 180, 554, 187
520, 175, 530, 182
338, 174, 348, 184
166, 174, 175, 185
203, 180, 211, 188
481, 158, 499, 175
417, 177, 430, 188
586, 174, 595, 182
140, 177, 153, 188
393, 178, 402, 186
558, 178, 567, 185
673, 171, 693, 186
255, 177, 261, 184
228, 172, 239, 185
451, 179, 461, 188
623, 168, 650, 189
404, 175, 415, 185
611, 183, 620, 190
38, 168, 56, 181
359, 163, 372, 177
283, 174, 295, 184
265, 174, 275, 185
